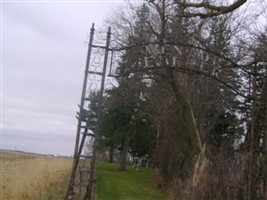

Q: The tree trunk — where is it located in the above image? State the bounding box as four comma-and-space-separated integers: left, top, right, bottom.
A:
119, 134, 129, 171
169, 70, 202, 155
168, 70, 208, 197
109, 144, 114, 163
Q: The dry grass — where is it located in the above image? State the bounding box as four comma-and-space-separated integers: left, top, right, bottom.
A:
0, 150, 72, 200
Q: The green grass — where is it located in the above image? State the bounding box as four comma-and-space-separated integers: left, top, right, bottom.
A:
96, 161, 165, 200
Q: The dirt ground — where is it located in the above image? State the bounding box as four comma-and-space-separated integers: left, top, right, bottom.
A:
0, 150, 72, 200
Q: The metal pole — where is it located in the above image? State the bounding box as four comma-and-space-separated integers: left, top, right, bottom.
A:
66, 23, 95, 200
84, 26, 111, 200
263, 78, 267, 199
248, 72, 256, 200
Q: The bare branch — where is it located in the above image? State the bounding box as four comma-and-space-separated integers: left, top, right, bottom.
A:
174, 0, 247, 18
120, 65, 251, 100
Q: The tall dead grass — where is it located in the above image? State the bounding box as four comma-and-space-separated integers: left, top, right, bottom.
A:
0, 151, 72, 200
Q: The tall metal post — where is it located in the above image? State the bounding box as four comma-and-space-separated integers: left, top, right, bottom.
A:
84, 27, 111, 200
66, 23, 95, 200
66, 24, 112, 200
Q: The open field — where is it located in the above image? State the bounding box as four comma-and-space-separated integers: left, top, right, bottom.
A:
0, 150, 72, 200
96, 161, 166, 200
1, 150, 166, 200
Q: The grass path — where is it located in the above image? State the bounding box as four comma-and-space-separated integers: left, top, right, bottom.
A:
96, 161, 165, 200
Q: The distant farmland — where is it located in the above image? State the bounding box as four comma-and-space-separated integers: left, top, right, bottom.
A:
0, 150, 72, 200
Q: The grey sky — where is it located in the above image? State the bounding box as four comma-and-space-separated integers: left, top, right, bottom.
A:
1, 0, 125, 155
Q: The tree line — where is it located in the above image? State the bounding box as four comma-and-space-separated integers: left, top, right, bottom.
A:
86, 1, 267, 199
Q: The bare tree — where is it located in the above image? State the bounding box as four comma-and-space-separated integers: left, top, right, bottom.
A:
100, 0, 267, 199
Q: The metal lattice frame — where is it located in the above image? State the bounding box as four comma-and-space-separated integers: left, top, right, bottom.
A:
65, 23, 111, 200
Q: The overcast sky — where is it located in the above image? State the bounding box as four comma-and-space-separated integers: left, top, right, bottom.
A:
1, 0, 127, 155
